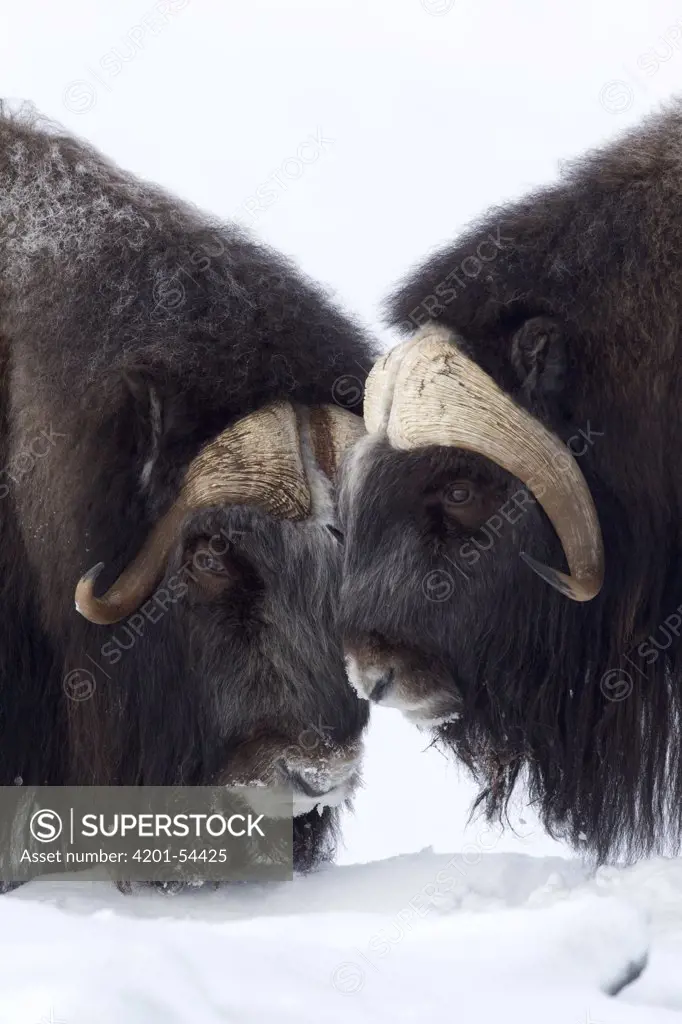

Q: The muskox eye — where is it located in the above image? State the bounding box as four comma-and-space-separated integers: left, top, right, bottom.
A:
200, 553, 229, 575
443, 482, 474, 508
185, 539, 241, 603
189, 541, 233, 577
326, 525, 345, 544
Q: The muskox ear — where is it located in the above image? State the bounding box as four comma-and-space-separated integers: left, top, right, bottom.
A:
117, 370, 165, 491
510, 317, 567, 399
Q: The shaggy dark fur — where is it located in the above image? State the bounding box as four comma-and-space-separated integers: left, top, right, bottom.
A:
341, 101, 682, 863
0, 104, 375, 872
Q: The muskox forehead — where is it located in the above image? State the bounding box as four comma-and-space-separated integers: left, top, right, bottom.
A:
338, 434, 382, 511
298, 413, 337, 528
174, 502, 340, 563
340, 433, 516, 515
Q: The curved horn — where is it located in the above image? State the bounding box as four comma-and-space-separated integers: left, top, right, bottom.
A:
75, 401, 311, 625
364, 324, 604, 602
308, 405, 366, 479
364, 332, 427, 435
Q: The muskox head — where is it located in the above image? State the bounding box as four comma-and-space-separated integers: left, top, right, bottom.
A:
340, 105, 682, 862
342, 320, 603, 717
72, 402, 367, 844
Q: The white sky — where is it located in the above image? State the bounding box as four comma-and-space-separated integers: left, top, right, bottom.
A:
3, 0, 682, 862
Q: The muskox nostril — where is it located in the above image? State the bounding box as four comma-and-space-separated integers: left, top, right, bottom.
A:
285, 770, 330, 798
369, 668, 395, 703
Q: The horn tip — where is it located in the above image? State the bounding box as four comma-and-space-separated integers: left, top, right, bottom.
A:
79, 561, 106, 585
520, 552, 602, 602
75, 562, 106, 619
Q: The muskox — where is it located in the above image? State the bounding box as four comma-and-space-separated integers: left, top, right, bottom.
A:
0, 105, 375, 871
340, 101, 682, 863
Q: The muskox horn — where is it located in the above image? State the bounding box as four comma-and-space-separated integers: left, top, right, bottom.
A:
308, 404, 367, 479
76, 400, 365, 625
364, 323, 604, 602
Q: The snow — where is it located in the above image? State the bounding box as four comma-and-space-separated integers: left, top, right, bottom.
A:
4, 0, 682, 1019
8, 834, 682, 1021
4, 852, 682, 1022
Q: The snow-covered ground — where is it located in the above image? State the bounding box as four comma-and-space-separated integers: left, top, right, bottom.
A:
4, 0, 682, 1019
5, 851, 682, 1022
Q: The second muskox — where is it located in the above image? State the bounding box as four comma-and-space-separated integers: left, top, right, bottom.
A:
340, 101, 682, 863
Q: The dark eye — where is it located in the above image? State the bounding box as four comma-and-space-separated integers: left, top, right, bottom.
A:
186, 541, 239, 603
195, 550, 231, 575
443, 482, 474, 509
187, 538, 234, 578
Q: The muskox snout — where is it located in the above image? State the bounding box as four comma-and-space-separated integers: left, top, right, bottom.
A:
217, 734, 363, 817
281, 757, 361, 816
344, 642, 461, 728
344, 655, 396, 705
367, 667, 395, 704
